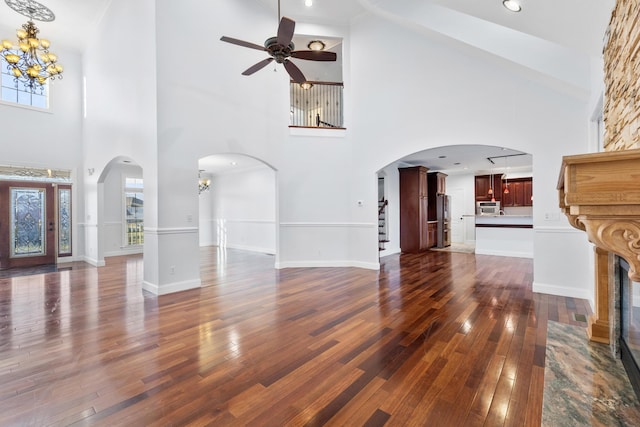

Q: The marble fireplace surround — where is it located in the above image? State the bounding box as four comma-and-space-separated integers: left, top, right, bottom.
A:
558, 148, 640, 354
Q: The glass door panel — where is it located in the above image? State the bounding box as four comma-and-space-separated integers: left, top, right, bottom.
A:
11, 187, 46, 257
58, 186, 71, 256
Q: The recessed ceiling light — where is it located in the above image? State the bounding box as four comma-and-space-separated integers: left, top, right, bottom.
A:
438, 155, 447, 159
230, 161, 237, 166
305, 0, 313, 7
503, 0, 521, 12
454, 162, 461, 165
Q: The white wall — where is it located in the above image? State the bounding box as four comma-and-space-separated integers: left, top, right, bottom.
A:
0, 22, 83, 171
77, 0, 601, 299
203, 166, 276, 254
82, 0, 164, 287
349, 12, 594, 298
198, 174, 214, 247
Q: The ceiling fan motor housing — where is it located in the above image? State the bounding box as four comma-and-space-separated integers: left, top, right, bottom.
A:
264, 37, 294, 63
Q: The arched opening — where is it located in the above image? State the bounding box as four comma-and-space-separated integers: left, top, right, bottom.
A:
376, 144, 533, 257
198, 153, 278, 273
97, 156, 144, 265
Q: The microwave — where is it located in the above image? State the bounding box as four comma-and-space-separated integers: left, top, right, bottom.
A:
477, 201, 500, 215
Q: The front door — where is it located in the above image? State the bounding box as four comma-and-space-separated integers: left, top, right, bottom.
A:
0, 181, 56, 269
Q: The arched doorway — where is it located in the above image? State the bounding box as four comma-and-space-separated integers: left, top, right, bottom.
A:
96, 157, 143, 265
198, 153, 278, 263
376, 144, 533, 256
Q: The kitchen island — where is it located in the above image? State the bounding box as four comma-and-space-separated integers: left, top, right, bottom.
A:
475, 215, 533, 258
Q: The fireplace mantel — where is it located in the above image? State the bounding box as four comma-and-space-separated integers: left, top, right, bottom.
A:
558, 148, 640, 344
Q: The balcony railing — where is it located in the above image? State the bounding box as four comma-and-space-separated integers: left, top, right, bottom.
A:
290, 81, 344, 129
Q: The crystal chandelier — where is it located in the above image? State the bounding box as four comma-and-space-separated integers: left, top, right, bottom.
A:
0, 0, 63, 91
198, 171, 211, 194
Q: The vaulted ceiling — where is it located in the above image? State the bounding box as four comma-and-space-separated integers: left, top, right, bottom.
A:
0, 0, 615, 175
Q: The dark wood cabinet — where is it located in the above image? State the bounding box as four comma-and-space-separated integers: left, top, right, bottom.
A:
523, 179, 533, 206
475, 175, 502, 202
427, 222, 437, 248
502, 178, 533, 207
430, 172, 446, 195
399, 166, 429, 252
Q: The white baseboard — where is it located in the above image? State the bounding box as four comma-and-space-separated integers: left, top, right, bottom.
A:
475, 249, 533, 259
57, 256, 83, 264
142, 278, 201, 295
104, 247, 143, 258
532, 281, 593, 301
379, 248, 401, 257
275, 260, 380, 270
82, 256, 105, 267
224, 243, 275, 255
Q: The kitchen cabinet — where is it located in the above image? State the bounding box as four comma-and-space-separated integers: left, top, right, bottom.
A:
523, 179, 533, 206
399, 166, 429, 252
502, 178, 533, 207
427, 221, 437, 248
475, 175, 502, 202
429, 172, 446, 195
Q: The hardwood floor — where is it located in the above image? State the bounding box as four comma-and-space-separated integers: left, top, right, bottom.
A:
0, 248, 592, 426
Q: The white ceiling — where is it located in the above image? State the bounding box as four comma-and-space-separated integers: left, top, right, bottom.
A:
0, 0, 614, 176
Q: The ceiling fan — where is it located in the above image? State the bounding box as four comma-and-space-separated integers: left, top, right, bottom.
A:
220, 0, 337, 84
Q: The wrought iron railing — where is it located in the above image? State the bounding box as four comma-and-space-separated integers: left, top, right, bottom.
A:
290, 81, 344, 129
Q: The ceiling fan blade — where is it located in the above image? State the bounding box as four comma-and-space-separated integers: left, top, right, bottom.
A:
242, 58, 274, 76
277, 17, 295, 46
291, 50, 337, 61
284, 60, 307, 84
220, 36, 267, 51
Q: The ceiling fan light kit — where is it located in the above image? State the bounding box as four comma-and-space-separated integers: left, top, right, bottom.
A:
307, 40, 325, 51
220, 0, 336, 84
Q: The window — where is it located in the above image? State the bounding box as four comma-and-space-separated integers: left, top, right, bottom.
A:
1, 53, 48, 109
124, 177, 143, 246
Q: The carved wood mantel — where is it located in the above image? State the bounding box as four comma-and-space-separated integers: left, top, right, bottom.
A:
558, 148, 640, 344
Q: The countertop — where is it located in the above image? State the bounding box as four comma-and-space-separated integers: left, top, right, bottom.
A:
475, 215, 533, 227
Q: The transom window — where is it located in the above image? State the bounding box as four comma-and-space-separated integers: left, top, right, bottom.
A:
1, 53, 48, 109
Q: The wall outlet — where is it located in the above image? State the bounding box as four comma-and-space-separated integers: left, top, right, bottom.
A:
544, 212, 560, 221
170, 265, 175, 274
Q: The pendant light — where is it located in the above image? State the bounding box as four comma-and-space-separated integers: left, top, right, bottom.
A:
487, 168, 495, 202
503, 156, 510, 194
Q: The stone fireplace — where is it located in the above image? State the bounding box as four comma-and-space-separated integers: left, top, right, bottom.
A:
558, 148, 640, 398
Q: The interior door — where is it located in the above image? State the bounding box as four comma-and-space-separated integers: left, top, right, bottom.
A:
0, 181, 56, 269
449, 187, 466, 244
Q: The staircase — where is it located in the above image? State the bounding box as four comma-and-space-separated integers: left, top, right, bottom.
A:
378, 198, 389, 251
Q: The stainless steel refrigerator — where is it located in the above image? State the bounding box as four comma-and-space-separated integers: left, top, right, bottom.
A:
436, 195, 451, 248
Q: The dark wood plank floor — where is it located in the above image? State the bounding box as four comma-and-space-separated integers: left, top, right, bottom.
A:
0, 248, 592, 426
